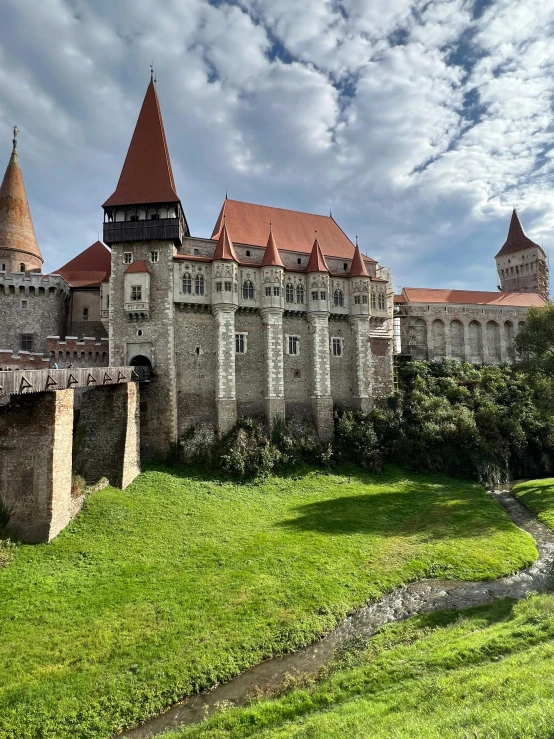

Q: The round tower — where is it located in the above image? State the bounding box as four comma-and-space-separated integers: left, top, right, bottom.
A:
0, 127, 43, 274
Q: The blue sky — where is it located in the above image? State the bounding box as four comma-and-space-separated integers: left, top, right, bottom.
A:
1, 0, 553, 291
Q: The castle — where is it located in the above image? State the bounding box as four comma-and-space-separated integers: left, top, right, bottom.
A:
0, 78, 547, 456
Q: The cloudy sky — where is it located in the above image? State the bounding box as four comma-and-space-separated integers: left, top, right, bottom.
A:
1, 0, 554, 290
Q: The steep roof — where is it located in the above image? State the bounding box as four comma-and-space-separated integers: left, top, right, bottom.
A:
124, 260, 150, 274
213, 221, 238, 261
0, 133, 42, 264
306, 238, 329, 272
398, 287, 545, 307
261, 228, 284, 267
349, 242, 369, 277
496, 209, 543, 258
55, 241, 111, 287
103, 80, 179, 207
211, 199, 370, 260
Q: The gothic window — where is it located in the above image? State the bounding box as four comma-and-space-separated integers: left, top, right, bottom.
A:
115, 210, 125, 222
195, 275, 205, 295
371, 290, 376, 310
242, 280, 255, 299
159, 207, 168, 219
124, 252, 133, 265
331, 337, 343, 356
333, 289, 344, 307
20, 334, 32, 352
287, 336, 299, 355
151, 251, 159, 263
296, 284, 304, 303
137, 209, 146, 221
235, 333, 247, 354
215, 281, 222, 293
285, 283, 294, 302
265, 286, 271, 297
131, 285, 142, 301
182, 273, 192, 294
354, 295, 361, 305
320, 291, 326, 300
168, 207, 176, 218
273, 286, 280, 296
378, 292, 386, 311
362, 295, 368, 304
311, 290, 318, 301
224, 281, 232, 292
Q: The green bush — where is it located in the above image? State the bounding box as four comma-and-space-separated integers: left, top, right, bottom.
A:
220, 418, 281, 479
334, 410, 383, 471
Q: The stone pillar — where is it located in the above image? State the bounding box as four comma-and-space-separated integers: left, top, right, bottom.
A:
463, 319, 471, 362
349, 315, 371, 412
74, 382, 140, 489
445, 318, 452, 359
261, 308, 285, 426
214, 306, 237, 434
0, 390, 74, 543
308, 312, 334, 439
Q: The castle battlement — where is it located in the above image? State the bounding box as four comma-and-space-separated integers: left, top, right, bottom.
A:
0, 272, 70, 296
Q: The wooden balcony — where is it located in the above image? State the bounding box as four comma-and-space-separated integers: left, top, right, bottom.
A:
103, 217, 184, 246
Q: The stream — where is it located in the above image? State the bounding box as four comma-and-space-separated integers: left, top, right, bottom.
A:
120, 488, 554, 738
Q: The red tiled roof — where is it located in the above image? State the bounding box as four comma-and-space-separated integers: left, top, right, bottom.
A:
55, 241, 111, 288
0, 141, 42, 264
213, 222, 238, 261
400, 287, 545, 307
103, 81, 179, 207
261, 228, 284, 267
349, 243, 369, 277
125, 260, 150, 274
306, 238, 329, 273
211, 199, 371, 260
496, 209, 543, 258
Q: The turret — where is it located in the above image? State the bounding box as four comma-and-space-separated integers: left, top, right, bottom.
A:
211, 220, 238, 308
102, 77, 189, 247
349, 239, 370, 316
0, 127, 43, 274
495, 209, 548, 300
260, 226, 284, 310
307, 237, 330, 313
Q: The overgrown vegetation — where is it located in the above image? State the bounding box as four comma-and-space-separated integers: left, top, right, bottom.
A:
0, 466, 534, 738
166, 594, 554, 739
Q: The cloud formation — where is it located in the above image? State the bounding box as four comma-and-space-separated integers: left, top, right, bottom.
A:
1, 0, 554, 291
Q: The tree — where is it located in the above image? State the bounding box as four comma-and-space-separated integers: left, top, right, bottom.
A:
515, 304, 554, 376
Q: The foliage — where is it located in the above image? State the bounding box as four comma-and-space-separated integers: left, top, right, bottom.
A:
334, 411, 383, 471
516, 303, 554, 375
167, 594, 554, 739
71, 474, 86, 499
0, 466, 534, 738
219, 419, 281, 479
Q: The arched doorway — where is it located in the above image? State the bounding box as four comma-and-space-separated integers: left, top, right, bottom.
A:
129, 355, 151, 367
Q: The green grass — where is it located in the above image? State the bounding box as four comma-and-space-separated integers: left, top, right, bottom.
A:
0, 465, 536, 738
168, 594, 554, 739
514, 477, 554, 531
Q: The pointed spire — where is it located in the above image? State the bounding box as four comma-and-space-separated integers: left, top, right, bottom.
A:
0, 129, 43, 268
349, 240, 369, 277
261, 224, 284, 267
306, 236, 329, 273
103, 79, 179, 207
213, 220, 238, 261
496, 208, 542, 257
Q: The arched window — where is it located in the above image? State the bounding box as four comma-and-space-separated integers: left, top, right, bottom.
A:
371, 290, 376, 310
285, 283, 294, 302
168, 206, 176, 218
242, 280, 255, 300
182, 273, 192, 294
115, 210, 125, 222
19, 263, 25, 272
195, 274, 205, 296
159, 207, 168, 219
296, 284, 305, 304
333, 288, 344, 307
378, 292, 386, 311
147, 208, 158, 221
137, 209, 146, 221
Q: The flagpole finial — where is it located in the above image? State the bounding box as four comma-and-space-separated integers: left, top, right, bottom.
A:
150, 62, 154, 82
12, 125, 18, 151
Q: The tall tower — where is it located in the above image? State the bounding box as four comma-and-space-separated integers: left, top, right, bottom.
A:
103, 76, 187, 455
495, 209, 548, 300
0, 127, 43, 274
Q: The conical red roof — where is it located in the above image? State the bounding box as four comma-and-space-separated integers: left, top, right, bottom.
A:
55, 241, 111, 287
306, 237, 329, 272
261, 228, 284, 267
213, 221, 237, 261
495, 209, 543, 257
0, 138, 42, 264
103, 80, 179, 207
349, 243, 369, 277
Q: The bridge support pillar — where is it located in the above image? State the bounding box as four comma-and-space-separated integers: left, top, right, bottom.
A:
74, 382, 140, 489
0, 390, 74, 543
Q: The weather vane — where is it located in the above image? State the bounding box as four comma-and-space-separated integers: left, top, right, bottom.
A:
150, 62, 154, 82
12, 125, 18, 149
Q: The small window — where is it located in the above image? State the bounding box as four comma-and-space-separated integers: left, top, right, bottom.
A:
124, 252, 133, 265
1, 264, 5, 271
273, 286, 280, 296
296, 284, 304, 303
224, 281, 232, 292
246, 250, 251, 257
20, 334, 32, 351
371, 290, 376, 309
354, 295, 361, 305
320, 291, 326, 300
331, 337, 343, 357
378, 292, 386, 311
137, 329, 143, 338
242, 280, 255, 299
193, 248, 200, 256
343, 262, 347, 271
151, 251, 159, 263
129, 214, 138, 222
285, 283, 294, 302
235, 333, 247, 354
311, 291, 318, 301
182, 273, 192, 294
83, 307, 89, 320
195, 274, 205, 296
297, 258, 302, 265
21, 299, 28, 309
333, 289, 344, 307
19, 263, 25, 272
216, 281, 222, 292
362, 295, 368, 304
131, 285, 142, 301
149, 213, 159, 220
265, 286, 271, 297
288, 336, 299, 355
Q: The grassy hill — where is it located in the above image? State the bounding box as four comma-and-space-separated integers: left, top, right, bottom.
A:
0, 465, 536, 738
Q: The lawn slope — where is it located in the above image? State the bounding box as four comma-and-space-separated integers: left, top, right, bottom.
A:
0, 465, 536, 738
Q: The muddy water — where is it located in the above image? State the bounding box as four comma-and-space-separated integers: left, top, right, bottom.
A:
120, 490, 554, 738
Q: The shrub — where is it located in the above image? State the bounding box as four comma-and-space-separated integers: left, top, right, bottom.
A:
219, 418, 280, 479
71, 474, 86, 499
334, 410, 383, 471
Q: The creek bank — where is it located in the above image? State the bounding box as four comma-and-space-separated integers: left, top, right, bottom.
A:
120, 489, 554, 739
